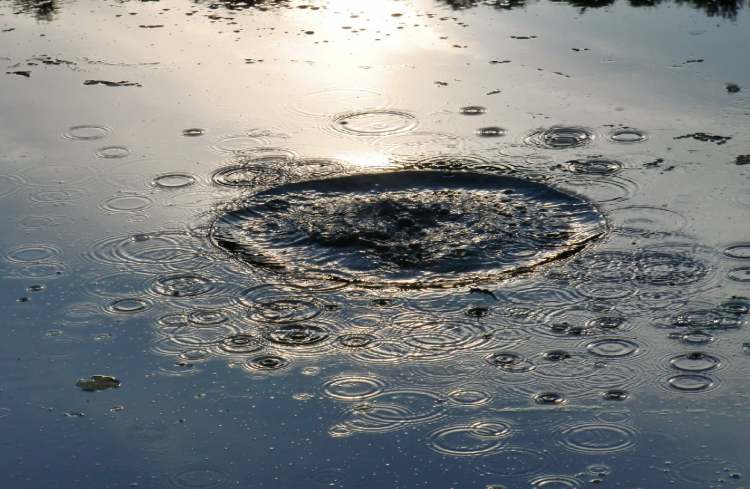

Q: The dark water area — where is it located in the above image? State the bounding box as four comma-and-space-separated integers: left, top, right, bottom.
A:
1, 0, 749, 487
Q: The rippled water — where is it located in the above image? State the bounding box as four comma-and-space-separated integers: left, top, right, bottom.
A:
1, 0, 749, 487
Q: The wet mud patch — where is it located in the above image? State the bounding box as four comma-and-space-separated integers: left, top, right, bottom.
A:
211, 170, 607, 287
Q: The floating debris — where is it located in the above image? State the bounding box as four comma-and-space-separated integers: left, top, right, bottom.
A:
76, 375, 121, 391
83, 80, 142, 87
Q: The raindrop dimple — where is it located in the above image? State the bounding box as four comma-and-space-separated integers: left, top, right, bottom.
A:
96, 146, 131, 159
587, 339, 640, 358
331, 110, 418, 136
608, 127, 648, 144
525, 126, 594, 149
246, 355, 290, 371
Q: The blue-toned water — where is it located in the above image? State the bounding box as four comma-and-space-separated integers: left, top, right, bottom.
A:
1, 0, 749, 487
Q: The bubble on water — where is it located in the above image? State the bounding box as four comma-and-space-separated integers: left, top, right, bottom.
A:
525, 126, 594, 149
96, 146, 131, 159
427, 421, 510, 456
107, 298, 151, 314
182, 128, 205, 137
567, 158, 622, 175
476, 126, 507, 138
323, 375, 386, 400
212, 171, 606, 288
169, 465, 227, 489
668, 352, 721, 372
100, 194, 153, 214
602, 389, 629, 401
666, 374, 716, 392
64, 125, 111, 141
558, 423, 638, 453
460, 106, 487, 116
728, 267, 750, 282
153, 173, 197, 189
586, 339, 640, 358
607, 127, 648, 144
331, 110, 418, 136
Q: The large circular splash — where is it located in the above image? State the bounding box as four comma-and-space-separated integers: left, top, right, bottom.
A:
211, 171, 606, 287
